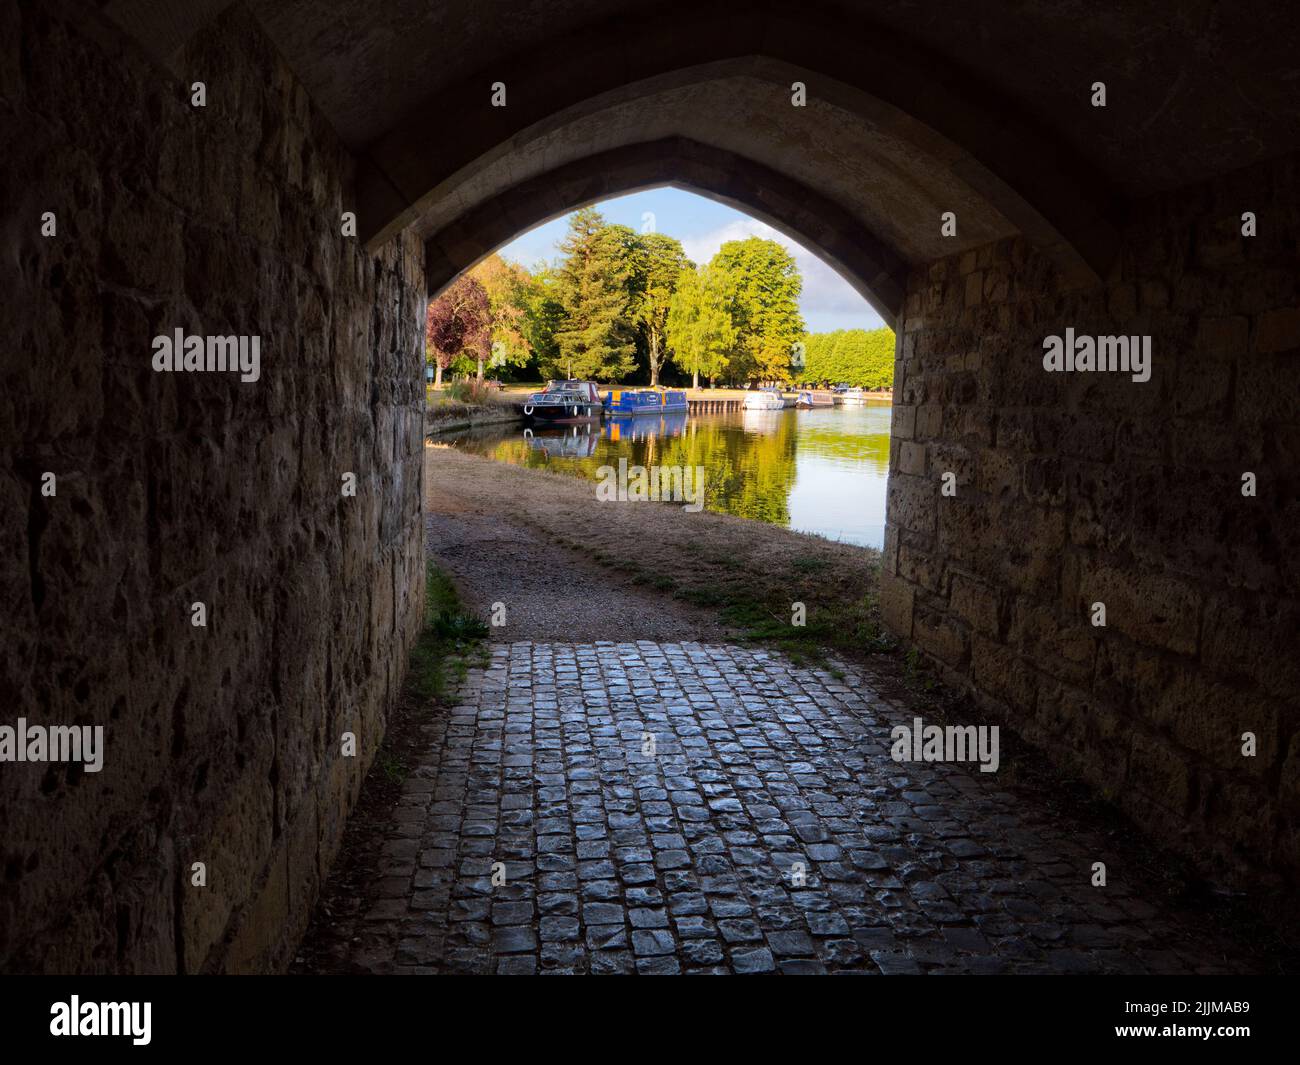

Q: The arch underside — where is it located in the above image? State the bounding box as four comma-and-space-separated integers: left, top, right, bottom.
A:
423, 137, 916, 324
104, 0, 1300, 318
350, 11, 1126, 311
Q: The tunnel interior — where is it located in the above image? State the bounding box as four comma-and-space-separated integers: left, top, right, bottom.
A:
3, 0, 1297, 973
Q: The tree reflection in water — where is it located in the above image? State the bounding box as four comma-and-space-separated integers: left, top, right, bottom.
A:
454, 403, 892, 548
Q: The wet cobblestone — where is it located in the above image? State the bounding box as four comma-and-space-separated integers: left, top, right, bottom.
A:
327, 641, 1256, 975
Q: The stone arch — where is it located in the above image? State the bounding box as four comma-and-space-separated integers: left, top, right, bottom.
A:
423, 137, 910, 324
357, 1, 1121, 287
11, 1, 1294, 977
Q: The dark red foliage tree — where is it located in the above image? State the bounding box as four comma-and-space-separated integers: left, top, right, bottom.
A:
425, 274, 491, 387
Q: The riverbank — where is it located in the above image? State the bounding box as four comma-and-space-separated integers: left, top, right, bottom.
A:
426, 444, 889, 662
496, 382, 894, 402
424, 396, 525, 436
429, 384, 891, 439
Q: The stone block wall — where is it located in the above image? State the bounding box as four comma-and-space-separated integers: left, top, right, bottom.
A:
879, 153, 1299, 885
0, 3, 426, 971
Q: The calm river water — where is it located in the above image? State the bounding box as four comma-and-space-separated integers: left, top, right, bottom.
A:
449, 401, 892, 549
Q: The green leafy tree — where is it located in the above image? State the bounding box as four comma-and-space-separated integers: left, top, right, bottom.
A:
630, 232, 691, 385
710, 237, 804, 385
551, 208, 637, 380
795, 327, 896, 388
667, 265, 737, 388
466, 253, 534, 380
521, 264, 565, 377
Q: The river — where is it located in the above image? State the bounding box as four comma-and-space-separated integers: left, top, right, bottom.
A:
446, 400, 892, 549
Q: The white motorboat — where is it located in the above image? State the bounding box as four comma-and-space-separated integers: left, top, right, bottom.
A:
742, 389, 786, 410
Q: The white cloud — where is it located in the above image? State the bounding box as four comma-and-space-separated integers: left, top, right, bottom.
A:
680, 218, 883, 330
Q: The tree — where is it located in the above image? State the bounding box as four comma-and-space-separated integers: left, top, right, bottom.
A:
630, 232, 691, 385
467, 254, 534, 380
798, 331, 832, 384
794, 327, 896, 388
521, 264, 565, 377
552, 208, 637, 380
425, 275, 490, 389
710, 237, 804, 385
667, 265, 737, 388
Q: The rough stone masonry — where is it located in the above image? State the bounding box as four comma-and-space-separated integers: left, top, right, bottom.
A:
879, 164, 1300, 886
0, 4, 426, 972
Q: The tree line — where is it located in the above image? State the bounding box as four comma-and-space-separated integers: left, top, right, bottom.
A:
795, 328, 895, 390
426, 206, 894, 389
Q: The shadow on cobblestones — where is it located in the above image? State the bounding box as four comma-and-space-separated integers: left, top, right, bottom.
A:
295, 636, 1290, 975
291, 449, 1297, 975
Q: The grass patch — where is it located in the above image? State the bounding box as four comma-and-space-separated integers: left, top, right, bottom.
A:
557, 518, 896, 666
377, 753, 406, 785
409, 564, 489, 701
442, 379, 499, 404
671, 569, 894, 665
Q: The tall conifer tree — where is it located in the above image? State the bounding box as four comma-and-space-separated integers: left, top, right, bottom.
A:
552, 208, 637, 380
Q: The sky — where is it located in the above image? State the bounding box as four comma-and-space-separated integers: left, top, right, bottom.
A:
495, 187, 886, 334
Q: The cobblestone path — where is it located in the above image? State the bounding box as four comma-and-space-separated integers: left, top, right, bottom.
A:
332, 639, 1255, 975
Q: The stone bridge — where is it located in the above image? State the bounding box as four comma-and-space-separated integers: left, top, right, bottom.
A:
2, 0, 1296, 972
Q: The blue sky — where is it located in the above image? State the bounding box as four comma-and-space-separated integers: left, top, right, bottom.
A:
496, 188, 885, 334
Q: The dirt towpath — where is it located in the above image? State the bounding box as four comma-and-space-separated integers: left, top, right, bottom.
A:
424, 445, 733, 642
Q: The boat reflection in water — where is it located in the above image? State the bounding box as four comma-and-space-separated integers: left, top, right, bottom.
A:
603, 410, 688, 443
741, 407, 785, 433
459, 403, 891, 549
521, 423, 598, 458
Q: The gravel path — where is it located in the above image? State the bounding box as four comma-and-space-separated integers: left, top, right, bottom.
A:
424, 446, 732, 642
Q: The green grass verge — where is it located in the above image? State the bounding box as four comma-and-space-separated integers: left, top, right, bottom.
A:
665, 551, 895, 665
407, 564, 489, 702
553, 527, 896, 666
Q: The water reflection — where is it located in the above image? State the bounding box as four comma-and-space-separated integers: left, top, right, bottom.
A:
450, 403, 892, 548
604, 410, 689, 443
522, 423, 599, 458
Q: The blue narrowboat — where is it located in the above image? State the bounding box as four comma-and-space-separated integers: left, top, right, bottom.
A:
603, 388, 689, 416
603, 410, 688, 443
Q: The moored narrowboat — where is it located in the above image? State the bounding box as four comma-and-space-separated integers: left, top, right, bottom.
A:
522, 380, 603, 423
603, 388, 689, 416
